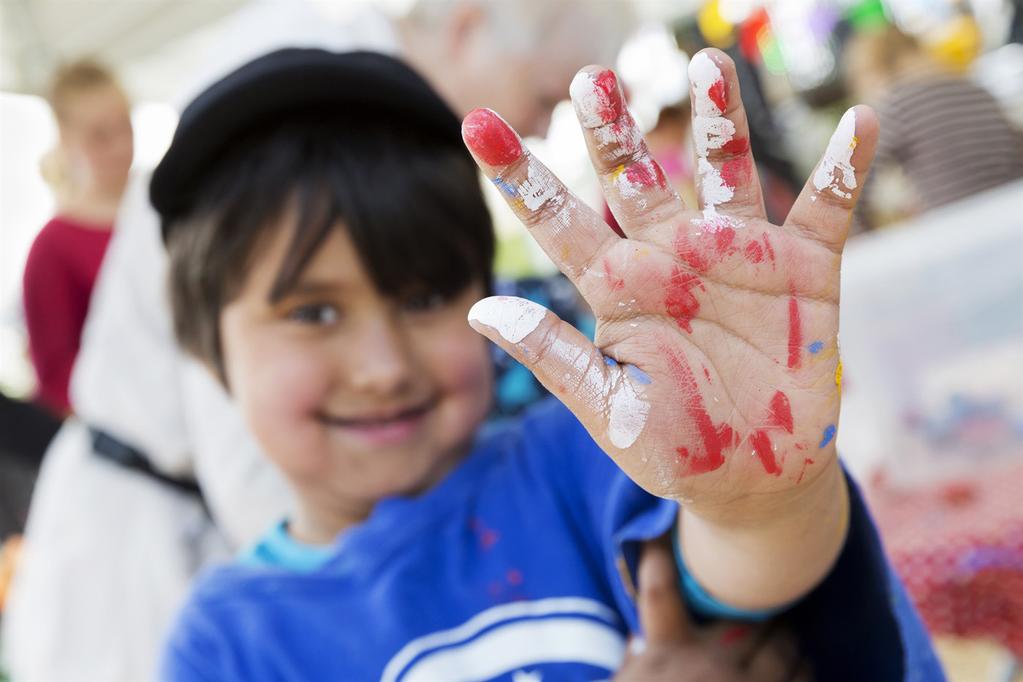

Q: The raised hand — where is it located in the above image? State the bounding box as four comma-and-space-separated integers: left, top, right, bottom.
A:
462, 49, 876, 521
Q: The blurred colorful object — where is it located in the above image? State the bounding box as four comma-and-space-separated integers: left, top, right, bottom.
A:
0, 535, 23, 612
734, 6, 786, 75
698, 0, 736, 49
867, 460, 1023, 656
926, 14, 983, 71
845, 0, 889, 29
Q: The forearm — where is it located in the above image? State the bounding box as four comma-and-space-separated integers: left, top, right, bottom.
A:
676, 454, 849, 611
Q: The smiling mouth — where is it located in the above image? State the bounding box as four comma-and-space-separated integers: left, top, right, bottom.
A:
318, 400, 436, 446
320, 401, 435, 427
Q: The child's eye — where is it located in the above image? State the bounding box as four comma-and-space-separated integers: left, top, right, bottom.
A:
401, 292, 449, 314
287, 303, 340, 326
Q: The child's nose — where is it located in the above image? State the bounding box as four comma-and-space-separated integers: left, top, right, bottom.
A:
344, 321, 414, 395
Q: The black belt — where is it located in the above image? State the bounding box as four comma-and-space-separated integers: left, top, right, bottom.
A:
89, 427, 203, 497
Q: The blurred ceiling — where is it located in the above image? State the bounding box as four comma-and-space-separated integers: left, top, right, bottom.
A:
0, 0, 697, 103
0, 0, 247, 98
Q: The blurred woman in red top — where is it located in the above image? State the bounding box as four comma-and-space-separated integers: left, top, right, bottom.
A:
22, 60, 133, 415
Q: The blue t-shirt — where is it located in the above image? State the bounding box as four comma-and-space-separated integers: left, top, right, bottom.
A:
163, 399, 944, 681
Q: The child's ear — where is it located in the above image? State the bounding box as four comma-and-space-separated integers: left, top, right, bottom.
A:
444, 2, 486, 60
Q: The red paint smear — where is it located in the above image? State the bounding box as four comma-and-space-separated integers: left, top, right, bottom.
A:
750, 430, 782, 476
481, 528, 499, 549
787, 297, 802, 369
720, 156, 751, 189
794, 443, 806, 451
624, 160, 668, 190
664, 267, 704, 333
603, 257, 624, 290
593, 69, 624, 124
762, 232, 776, 264
720, 625, 751, 646
744, 240, 764, 263
767, 391, 794, 433
703, 366, 712, 382
506, 568, 524, 585
664, 348, 733, 476
675, 234, 711, 274
462, 108, 522, 166
795, 457, 815, 484
713, 226, 737, 256
721, 137, 750, 155
707, 78, 728, 113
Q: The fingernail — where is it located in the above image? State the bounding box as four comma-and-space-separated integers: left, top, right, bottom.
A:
468, 296, 547, 343
570, 68, 623, 128
688, 52, 727, 116
462, 108, 523, 166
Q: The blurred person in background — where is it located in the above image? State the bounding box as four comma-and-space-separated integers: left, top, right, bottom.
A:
845, 25, 1023, 229
0, 60, 131, 615
23, 59, 133, 417
2, 2, 629, 681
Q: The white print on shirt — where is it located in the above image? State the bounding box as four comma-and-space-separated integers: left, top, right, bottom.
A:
381, 597, 625, 682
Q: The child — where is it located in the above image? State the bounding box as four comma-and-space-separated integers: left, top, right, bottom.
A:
154, 49, 943, 680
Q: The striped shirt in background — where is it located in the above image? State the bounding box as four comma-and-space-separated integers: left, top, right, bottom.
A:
863, 74, 1023, 227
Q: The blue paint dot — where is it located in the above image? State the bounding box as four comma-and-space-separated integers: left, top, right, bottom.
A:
808, 340, 825, 354
603, 355, 618, 367
819, 424, 836, 448
626, 364, 653, 385
492, 177, 518, 198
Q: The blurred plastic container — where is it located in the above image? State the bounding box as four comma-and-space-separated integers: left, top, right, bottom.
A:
837, 180, 1023, 486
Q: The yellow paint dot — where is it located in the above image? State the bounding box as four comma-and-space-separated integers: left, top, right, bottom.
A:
850, 135, 859, 151
610, 164, 626, 182
835, 360, 843, 389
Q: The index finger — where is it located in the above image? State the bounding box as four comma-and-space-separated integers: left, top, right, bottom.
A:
461, 108, 619, 282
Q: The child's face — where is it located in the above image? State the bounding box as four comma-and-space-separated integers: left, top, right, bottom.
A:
220, 218, 493, 513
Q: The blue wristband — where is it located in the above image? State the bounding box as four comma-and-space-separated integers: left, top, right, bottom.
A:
672, 521, 786, 622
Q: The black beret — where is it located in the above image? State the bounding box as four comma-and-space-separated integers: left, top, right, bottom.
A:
150, 48, 461, 228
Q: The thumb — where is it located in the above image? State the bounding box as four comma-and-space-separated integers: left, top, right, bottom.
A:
637, 540, 693, 645
467, 295, 651, 451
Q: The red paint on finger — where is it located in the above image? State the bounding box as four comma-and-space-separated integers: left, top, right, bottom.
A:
593, 70, 624, 124
665, 348, 734, 476
707, 78, 728, 113
767, 391, 793, 433
720, 625, 751, 646
624, 160, 669, 190
750, 430, 782, 475
721, 137, 750, 155
787, 296, 802, 369
703, 366, 712, 382
664, 267, 704, 333
720, 156, 752, 189
462, 108, 522, 166
603, 257, 624, 291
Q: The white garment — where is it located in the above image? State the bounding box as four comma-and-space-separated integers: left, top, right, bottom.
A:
2, 4, 400, 680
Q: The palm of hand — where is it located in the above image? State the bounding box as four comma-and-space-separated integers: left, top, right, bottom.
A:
464, 49, 875, 511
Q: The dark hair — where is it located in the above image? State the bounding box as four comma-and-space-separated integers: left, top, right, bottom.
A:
166, 113, 493, 384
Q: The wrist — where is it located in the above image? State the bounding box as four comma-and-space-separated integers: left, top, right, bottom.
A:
676, 454, 850, 610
